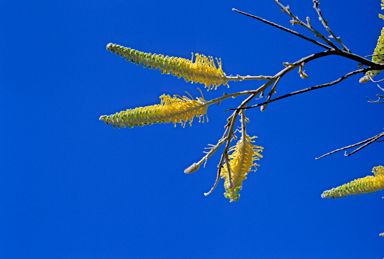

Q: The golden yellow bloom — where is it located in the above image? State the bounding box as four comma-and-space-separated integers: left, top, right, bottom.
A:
106, 43, 228, 90
321, 166, 384, 199
99, 94, 208, 128
221, 134, 263, 202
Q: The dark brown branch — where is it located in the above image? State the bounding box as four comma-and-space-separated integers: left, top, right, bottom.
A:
273, 0, 340, 50
332, 51, 382, 69
312, 0, 350, 52
261, 76, 281, 111
345, 133, 383, 156
232, 8, 332, 50
232, 69, 365, 111
232, 9, 382, 69
316, 131, 384, 159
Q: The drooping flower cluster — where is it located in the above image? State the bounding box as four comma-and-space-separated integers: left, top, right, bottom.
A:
106, 43, 228, 90
321, 165, 384, 199
221, 134, 263, 202
99, 94, 208, 128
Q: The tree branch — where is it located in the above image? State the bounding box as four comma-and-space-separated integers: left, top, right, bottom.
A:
236, 69, 365, 111
316, 131, 384, 159
273, 0, 340, 50
232, 8, 332, 50
312, 0, 350, 52
204, 114, 238, 196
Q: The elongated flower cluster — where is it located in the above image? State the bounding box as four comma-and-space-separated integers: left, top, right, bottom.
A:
321, 166, 384, 199
364, 27, 384, 80
364, 1, 384, 80
106, 43, 228, 90
221, 134, 263, 202
371, 28, 384, 65
99, 94, 208, 128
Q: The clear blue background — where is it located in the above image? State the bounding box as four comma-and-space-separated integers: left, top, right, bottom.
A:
1, 0, 383, 258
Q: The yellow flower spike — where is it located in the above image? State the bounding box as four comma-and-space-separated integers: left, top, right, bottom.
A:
106, 43, 228, 90
321, 166, 384, 199
221, 134, 263, 202
99, 94, 208, 129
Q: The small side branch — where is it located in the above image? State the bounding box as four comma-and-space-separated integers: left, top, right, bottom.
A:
316, 131, 384, 159
313, 0, 350, 52
226, 75, 273, 81
261, 76, 281, 111
273, 0, 340, 50
367, 84, 384, 103
203, 163, 223, 196
232, 8, 332, 50
204, 114, 238, 196
184, 127, 229, 174
224, 151, 233, 189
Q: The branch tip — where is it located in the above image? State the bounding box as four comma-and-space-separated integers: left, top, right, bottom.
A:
184, 163, 200, 174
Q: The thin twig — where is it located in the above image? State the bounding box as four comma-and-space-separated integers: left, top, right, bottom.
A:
226, 75, 273, 81
367, 96, 384, 104
204, 161, 223, 196
240, 109, 247, 137
261, 76, 281, 111
184, 128, 229, 174
273, 0, 340, 50
312, 0, 350, 52
316, 131, 384, 159
224, 151, 233, 189
204, 114, 238, 196
203, 140, 227, 196
344, 132, 384, 156
232, 8, 332, 50
370, 78, 384, 83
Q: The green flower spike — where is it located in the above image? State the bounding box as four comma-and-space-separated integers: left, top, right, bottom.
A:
221, 134, 263, 202
106, 43, 228, 90
371, 28, 384, 65
99, 93, 208, 129
321, 166, 384, 199
362, 1, 384, 81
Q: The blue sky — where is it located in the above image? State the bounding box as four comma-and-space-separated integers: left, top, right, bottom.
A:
1, 0, 384, 258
